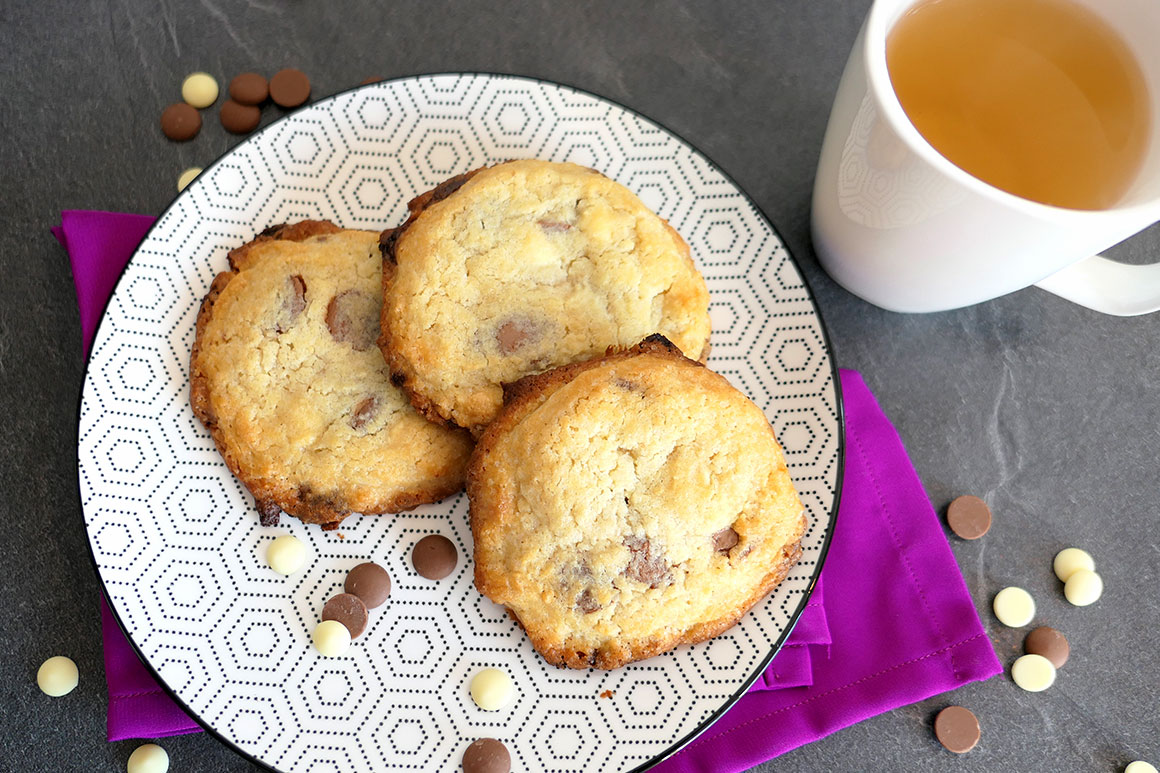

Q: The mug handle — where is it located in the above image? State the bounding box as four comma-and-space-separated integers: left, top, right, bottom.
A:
1035, 254, 1160, 316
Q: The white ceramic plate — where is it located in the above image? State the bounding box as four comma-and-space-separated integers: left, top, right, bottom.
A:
79, 73, 842, 773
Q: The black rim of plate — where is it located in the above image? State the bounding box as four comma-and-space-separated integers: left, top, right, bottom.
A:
74, 71, 845, 773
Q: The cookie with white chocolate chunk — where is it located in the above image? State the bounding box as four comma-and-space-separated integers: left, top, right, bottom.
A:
467, 336, 806, 669
190, 221, 473, 529
378, 160, 711, 437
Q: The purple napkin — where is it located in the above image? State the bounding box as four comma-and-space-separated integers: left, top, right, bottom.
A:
658, 370, 1002, 772
57, 210, 1000, 761
99, 598, 201, 739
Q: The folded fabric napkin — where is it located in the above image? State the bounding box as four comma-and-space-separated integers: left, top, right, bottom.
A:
57, 210, 1000, 764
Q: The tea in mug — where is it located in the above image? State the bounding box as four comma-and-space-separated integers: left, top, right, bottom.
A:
887, 0, 1151, 210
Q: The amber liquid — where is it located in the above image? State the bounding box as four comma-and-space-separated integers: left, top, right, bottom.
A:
887, 0, 1152, 210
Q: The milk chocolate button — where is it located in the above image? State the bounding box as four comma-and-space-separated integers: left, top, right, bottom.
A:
462, 738, 511, 773
220, 99, 261, 134
160, 103, 201, 141
412, 534, 458, 579
270, 68, 311, 108
229, 72, 268, 105
322, 593, 369, 639
933, 705, 980, 753
345, 562, 391, 608
946, 495, 991, 539
1024, 626, 1069, 668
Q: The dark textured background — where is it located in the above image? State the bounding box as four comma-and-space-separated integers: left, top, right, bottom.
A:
2, 0, 1158, 770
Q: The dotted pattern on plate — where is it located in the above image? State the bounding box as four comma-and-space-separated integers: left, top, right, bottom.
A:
79, 73, 841, 773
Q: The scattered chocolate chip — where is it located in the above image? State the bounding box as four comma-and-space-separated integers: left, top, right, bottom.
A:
321, 593, 369, 639
537, 219, 572, 232
177, 167, 202, 193
270, 68, 311, 108
1024, 626, 1069, 668
275, 275, 307, 333
229, 72, 269, 105
349, 396, 380, 430
160, 102, 201, 141
360, 76, 383, 85
461, 738, 511, 773
934, 705, 980, 753
712, 527, 740, 553
220, 99, 261, 134
576, 589, 601, 614
624, 536, 672, 588
345, 562, 391, 608
946, 495, 991, 540
326, 291, 377, 351
182, 72, 219, 108
412, 534, 458, 580
496, 321, 533, 354
256, 499, 281, 527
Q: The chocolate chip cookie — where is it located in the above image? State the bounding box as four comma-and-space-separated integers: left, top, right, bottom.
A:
191, 221, 473, 529
467, 336, 806, 669
379, 160, 711, 437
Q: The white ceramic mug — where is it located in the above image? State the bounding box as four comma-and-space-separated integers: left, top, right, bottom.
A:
811, 0, 1160, 315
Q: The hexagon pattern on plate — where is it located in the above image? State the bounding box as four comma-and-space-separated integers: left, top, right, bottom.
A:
79, 74, 840, 773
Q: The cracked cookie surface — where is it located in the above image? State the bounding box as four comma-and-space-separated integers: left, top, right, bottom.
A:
190, 221, 473, 529
467, 336, 806, 669
379, 160, 711, 437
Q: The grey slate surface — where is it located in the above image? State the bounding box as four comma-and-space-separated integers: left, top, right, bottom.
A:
1, 0, 1157, 770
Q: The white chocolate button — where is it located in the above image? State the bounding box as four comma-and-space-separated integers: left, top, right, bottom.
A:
181, 72, 219, 108
1011, 653, 1056, 692
37, 655, 78, 697
993, 586, 1035, 628
1063, 568, 1103, 606
1126, 762, 1158, 773
1053, 547, 1095, 582
127, 743, 169, 773
266, 534, 306, 575
470, 667, 514, 711
177, 167, 202, 192
312, 619, 351, 657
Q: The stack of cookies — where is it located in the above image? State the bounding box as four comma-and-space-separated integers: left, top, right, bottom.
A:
191, 159, 807, 668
